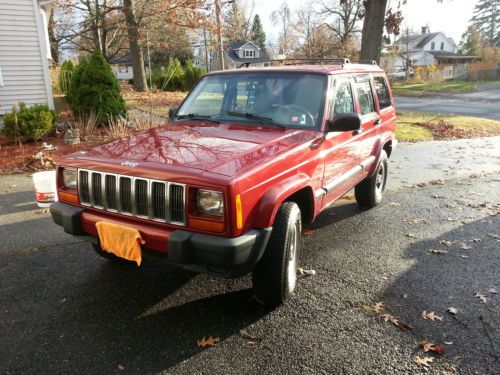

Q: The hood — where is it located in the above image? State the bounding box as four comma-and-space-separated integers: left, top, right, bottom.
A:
64, 122, 320, 177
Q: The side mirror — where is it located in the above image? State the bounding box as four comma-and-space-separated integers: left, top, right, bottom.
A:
168, 106, 178, 120
326, 113, 361, 132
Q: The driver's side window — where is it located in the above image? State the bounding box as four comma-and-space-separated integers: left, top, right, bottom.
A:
332, 82, 354, 116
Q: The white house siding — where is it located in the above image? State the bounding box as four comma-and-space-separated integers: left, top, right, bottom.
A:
0, 0, 53, 116
421, 33, 455, 53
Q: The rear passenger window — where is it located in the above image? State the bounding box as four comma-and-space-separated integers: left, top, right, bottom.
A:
355, 81, 375, 115
333, 83, 354, 114
374, 76, 392, 109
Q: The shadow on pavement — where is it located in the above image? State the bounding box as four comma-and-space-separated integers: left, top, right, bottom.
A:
0, 190, 39, 215
378, 217, 500, 373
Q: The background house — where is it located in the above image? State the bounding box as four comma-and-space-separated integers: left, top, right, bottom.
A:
212, 41, 271, 70
386, 27, 478, 70
0, 0, 54, 119
109, 54, 150, 81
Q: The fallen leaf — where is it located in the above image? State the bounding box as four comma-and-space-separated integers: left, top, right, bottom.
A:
421, 310, 443, 322
474, 292, 488, 303
362, 305, 376, 313
117, 364, 125, 371
303, 229, 315, 235
428, 249, 448, 255
447, 307, 458, 315
372, 302, 385, 313
389, 202, 400, 207
404, 218, 427, 225
35, 208, 50, 214
488, 233, 500, 241
297, 268, 316, 276
488, 287, 497, 294
459, 255, 469, 259
197, 336, 220, 348
414, 356, 434, 367
430, 179, 445, 185
439, 240, 454, 246
444, 341, 454, 345
469, 238, 481, 243
419, 340, 445, 355
380, 314, 413, 331
405, 233, 417, 238
431, 194, 445, 199
459, 243, 471, 250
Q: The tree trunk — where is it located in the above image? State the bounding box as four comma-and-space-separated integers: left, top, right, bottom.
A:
360, 0, 388, 63
123, 0, 147, 92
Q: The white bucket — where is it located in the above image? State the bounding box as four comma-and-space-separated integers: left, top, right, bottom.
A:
32, 170, 58, 207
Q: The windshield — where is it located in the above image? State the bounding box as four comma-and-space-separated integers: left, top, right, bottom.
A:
176, 72, 327, 128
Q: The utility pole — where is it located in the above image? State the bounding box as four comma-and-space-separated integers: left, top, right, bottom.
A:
215, 0, 224, 70
203, 26, 210, 72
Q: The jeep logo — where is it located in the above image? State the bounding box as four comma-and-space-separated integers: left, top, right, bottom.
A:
121, 161, 139, 167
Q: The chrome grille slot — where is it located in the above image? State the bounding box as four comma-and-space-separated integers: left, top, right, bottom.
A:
91, 172, 103, 207
119, 177, 133, 214
77, 169, 186, 225
135, 179, 149, 217
169, 184, 185, 223
79, 170, 90, 204
152, 181, 167, 220
105, 175, 117, 210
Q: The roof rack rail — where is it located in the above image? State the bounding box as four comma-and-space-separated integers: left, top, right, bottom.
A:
270, 58, 351, 67
351, 60, 378, 66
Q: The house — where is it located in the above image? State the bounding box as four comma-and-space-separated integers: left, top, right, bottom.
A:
387, 27, 478, 69
0, 0, 54, 118
212, 41, 271, 70
109, 54, 150, 81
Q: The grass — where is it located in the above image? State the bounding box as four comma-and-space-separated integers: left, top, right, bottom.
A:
391, 81, 479, 97
396, 110, 500, 141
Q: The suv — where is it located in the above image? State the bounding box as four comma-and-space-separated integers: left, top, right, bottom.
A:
51, 59, 396, 307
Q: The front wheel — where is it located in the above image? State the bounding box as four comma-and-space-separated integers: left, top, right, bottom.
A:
252, 202, 302, 308
355, 150, 388, 209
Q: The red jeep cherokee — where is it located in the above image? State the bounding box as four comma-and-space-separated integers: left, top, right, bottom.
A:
51, 60, 396, 307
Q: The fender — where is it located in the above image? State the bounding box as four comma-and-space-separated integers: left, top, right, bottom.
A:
367, 135, 393, 177
254, 173, 313, 228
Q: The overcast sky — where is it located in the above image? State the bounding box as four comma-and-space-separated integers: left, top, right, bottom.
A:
253, 0, 478, 46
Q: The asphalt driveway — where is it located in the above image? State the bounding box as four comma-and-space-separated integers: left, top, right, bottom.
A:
394, 83, 500, 120
1, 137, 499, 374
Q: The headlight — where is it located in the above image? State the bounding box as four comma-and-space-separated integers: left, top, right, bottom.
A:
62, 168, 77, 189
197, 189, 224, 216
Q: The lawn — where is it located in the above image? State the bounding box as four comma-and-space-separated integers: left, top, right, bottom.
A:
391, 81, 479, 97
396, 110, 500, 141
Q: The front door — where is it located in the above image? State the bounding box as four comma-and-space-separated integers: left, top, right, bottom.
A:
320, 74, 380, 209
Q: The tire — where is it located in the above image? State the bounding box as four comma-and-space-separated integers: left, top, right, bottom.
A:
252, 202, 302, 308
355, 150, 388, 209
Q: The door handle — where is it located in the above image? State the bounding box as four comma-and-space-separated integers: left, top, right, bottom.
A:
374, 118, 382, 126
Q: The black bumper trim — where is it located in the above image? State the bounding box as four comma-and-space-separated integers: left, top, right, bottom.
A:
50, 201, 272, 278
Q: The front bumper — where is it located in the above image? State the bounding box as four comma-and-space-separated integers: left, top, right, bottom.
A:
50, 202, 271, 277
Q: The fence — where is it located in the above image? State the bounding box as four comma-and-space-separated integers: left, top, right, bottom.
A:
50, 67, 73, 94
402, 63, 499, 83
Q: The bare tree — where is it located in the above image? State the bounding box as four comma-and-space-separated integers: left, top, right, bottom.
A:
317, 0, 363, 57
292, 6, 335, 58
271, 1, 293, 55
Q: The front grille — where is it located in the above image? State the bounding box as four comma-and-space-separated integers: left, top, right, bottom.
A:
78, 169, 186, 225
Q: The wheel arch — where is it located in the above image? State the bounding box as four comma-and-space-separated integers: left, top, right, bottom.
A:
253, 173, 315, 228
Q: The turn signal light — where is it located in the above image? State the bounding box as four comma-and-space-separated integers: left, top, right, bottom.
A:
188, 218, 225, 233
58, 191, 79, 204
235, 194, 243, 229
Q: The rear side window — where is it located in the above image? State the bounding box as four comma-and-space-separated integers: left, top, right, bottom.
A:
373, 76, 392, 109
355, 81, 375, 115
333, 82, 354, 114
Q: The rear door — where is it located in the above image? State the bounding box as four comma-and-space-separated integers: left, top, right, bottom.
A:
372, 74, 397, 142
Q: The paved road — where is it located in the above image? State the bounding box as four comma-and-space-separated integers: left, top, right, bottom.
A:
394, 84, 500, 120
1, 138, 499, 374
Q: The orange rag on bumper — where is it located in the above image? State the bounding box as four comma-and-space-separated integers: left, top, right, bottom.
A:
95, 221, 145, 266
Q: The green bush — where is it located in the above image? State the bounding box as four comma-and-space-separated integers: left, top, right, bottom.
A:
58, 60, 74, 93
152, 58, 204, 92
67, 50, 126, 123
2, 103, 56, 142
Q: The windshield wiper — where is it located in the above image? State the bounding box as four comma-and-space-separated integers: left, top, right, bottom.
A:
175, 113, 220, 123
226, 111, 286, 129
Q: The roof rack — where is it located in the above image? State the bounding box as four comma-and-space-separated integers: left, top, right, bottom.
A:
351, 60, 378, 66
270, 58, 351, 67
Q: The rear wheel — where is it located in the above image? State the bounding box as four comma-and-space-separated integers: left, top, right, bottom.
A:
355, 150, 388, 209
252, 202, 302, 307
